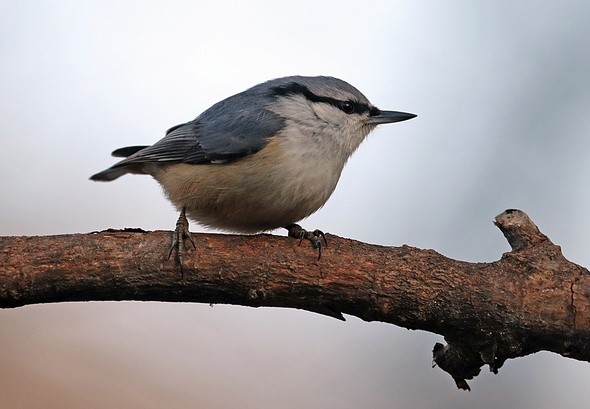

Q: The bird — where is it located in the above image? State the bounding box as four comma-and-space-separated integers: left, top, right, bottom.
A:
90, 75, 416, 262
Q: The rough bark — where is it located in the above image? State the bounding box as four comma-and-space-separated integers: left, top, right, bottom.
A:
1, 209, 588, 390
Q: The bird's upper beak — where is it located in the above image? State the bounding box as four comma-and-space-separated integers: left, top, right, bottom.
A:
368, 110, 417, 125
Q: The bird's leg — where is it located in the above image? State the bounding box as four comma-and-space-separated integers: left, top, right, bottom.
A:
168, 207, 196, 274
285, 224, 327, 260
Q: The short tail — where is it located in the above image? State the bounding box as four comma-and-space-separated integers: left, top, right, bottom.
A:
90, 166, 131, 181
90, 145, 150, 181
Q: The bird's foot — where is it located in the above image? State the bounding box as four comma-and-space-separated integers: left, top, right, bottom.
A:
285, 224, 327, 260
168, 208, 196, 275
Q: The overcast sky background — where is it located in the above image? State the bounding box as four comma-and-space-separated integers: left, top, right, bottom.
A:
1, 1, 590, 408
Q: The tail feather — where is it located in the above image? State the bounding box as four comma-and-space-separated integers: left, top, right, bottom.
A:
91, 145, 151, 181
90, 166, 132, 182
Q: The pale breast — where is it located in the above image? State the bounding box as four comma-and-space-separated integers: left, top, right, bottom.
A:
148, 133, 347, 233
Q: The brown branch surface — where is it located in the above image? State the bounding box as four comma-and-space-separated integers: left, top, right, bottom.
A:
1, 209, 589, 390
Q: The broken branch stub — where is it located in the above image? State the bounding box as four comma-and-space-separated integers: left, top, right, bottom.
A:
432, 209, 589, 390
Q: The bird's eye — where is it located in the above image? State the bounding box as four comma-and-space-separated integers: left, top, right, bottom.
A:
339, 101, 355, 114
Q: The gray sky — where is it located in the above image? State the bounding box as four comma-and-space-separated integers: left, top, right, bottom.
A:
1, 1, 590, 408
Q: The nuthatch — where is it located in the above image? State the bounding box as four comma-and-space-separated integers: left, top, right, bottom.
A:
90, 76, 416, 259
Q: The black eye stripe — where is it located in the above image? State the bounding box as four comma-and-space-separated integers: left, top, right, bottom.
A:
369, 106, 381, 117
272, 83, 372, 115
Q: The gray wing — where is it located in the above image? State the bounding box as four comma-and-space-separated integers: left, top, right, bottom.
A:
118, 101, 285, 166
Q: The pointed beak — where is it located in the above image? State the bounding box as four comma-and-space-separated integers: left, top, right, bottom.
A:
367, 110, 417, 125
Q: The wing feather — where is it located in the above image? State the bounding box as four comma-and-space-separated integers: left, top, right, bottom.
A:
114, 104, 284, 167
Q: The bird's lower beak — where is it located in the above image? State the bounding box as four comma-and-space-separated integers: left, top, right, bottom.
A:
368, 110, 417, 125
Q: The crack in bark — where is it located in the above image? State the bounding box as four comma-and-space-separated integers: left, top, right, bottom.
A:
570, 280, 577, 329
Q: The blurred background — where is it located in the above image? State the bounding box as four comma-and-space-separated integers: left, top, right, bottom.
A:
1, 1, 590, 408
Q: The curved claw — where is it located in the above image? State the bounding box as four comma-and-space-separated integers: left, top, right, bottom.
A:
312, 229, 328, 248
285, 224, 328, 260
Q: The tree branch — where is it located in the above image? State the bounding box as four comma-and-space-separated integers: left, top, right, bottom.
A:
1, 209, 588, 390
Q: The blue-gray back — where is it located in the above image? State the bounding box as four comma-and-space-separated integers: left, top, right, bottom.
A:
118, 81, 287, 165
112, 76, 365, 166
